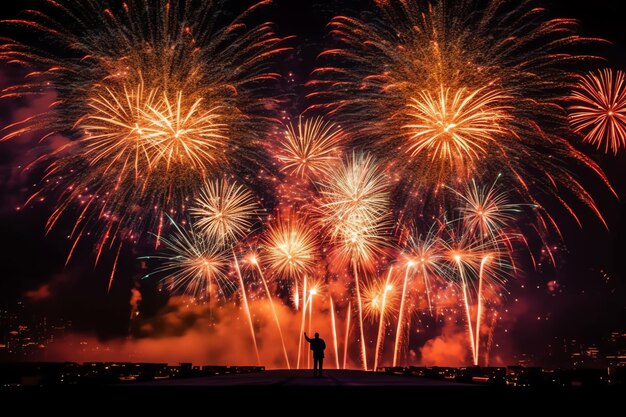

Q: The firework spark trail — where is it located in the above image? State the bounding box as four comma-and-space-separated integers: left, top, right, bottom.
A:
107, 242, 123, 293
233, 250, 260, 366
485, 312, 499, 366
297, 276, 308, 369
393, 263, 413, 367
330, 297, 340, 369
474, 256, 490, 366
307, 288, 315, 369
421, 264, 434, 316
343, 301, 351, 370
353, 262, 368, 371
250, 256, 290, 369
374, 266, 393, 371
570, 68, 626, 154
456, 257, 477, 366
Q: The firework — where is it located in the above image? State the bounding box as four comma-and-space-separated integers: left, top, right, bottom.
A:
141, 216, 232, 301
392, 225, 445, 366
296, 275, 321, 369
332, 216, 391, 270
262, 214, 319, 280
362, 272, 397, 322
140, 91, 228, 170
296, 276, 307, 368
188, 177, 262, 365
278, 116, 345, 178
317, 152, 389, 230
404, 85, 512, 177
451, 177, 520, 241
404, 227, 446, 310
570, 68, 626, 154
315, 152, 391, 370
78, 83, 229, 179
1, 0, 288, 258
191, 179, 259, 245
233, 249, 261, 366
330, 297, 340, 369
441, 222, 513, 366
317, 152, 391, 268
373, 267, 394, 372
342, 301, 351, 369
311, 0, 614, 227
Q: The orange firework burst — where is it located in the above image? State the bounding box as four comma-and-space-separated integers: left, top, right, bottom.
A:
310, 0, 614, 228
570, 68, 626, 154
404, 85, 512, 175
332, 216, 390, 269
80, 82, 228, 178
262, 215, 319, 279
0, 0, 289, 261
278, 116, 345, 178
77, 83, 161, 180
362, 278, 398, 322
140, 91, 228, 170
190, 179, 259, 245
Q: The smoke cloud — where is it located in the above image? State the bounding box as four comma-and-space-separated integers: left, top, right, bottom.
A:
41, 295, 352, 368
419, 322, 470, 366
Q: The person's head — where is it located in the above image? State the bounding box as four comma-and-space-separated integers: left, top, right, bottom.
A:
314, 332, 319, 339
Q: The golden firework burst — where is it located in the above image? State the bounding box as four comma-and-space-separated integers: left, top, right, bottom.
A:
263, 215, 319, 279
191, 179, 259, 245
278, 116, 345, 178
404, 85, 512, 173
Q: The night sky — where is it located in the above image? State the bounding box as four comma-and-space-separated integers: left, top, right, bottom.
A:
1, 0, 625, 366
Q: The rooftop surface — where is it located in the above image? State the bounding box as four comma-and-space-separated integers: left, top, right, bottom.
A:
135, 369, 472, 387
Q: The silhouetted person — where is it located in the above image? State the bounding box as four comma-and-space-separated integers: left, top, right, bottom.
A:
304, 332, 326, 377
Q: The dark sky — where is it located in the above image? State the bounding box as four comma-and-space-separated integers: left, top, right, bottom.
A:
1, 0, 625, 364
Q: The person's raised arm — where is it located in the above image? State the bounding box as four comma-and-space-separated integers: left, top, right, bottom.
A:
304, 332, 311, 342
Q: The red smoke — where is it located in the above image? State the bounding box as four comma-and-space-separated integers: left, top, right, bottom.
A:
419, 322, 470, 366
